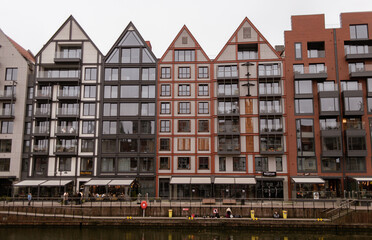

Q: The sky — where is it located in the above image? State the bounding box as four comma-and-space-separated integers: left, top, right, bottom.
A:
1, 0, 372, 59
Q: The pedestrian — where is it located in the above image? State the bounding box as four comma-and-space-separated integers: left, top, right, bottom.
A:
27, 193, 32, 206
273, 211, 280, 218
213, 208, 220, 218
226, 207, 233, 218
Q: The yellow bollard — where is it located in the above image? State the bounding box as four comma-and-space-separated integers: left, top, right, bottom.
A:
168, 209, 173, 218
250, 210, 255, 219
282, 210, 287, 219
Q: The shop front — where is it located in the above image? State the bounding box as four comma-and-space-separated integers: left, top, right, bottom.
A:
13, 179, 73, 198
291, 177, 325, 199
170, 177, 212, 199
84, 179, 134, 199
346, 177, 372, 199
214, 177, 256, 199
256, 178, 284, 199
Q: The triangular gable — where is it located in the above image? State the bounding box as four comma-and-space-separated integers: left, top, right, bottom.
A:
214, 17, 281, 61
35, 15, 102, 58
159, 25, 210, 62
0, 28, 34, 63
105, 22, 157, 63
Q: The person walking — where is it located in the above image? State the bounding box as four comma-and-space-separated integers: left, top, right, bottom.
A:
27, 193, 32, 206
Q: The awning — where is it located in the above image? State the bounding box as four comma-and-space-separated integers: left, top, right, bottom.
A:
292, 177, 325, 184
40, 180, 73, 186
170, 177, 191, 184
14, 180, 46, 186
85, 179, 111, 186
214, 178, 235, 184
109, 179, 134, 186
191, 177, 211, 184
235, 178, 256, 185
353, 177, 372, 182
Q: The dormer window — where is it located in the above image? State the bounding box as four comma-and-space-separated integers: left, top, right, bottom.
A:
238, 44, 258, 60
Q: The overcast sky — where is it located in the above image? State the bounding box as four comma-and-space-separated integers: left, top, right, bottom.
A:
1, 0, 372, 59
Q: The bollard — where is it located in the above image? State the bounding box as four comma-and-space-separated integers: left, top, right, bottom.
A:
250, 210, 255, 219
282, 210, 287, 219
168, 209, 173, 218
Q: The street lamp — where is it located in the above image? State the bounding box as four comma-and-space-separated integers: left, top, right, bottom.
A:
241, 62, 255, 96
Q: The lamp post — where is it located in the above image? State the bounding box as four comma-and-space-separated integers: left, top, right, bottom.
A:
242, 62, 255, 96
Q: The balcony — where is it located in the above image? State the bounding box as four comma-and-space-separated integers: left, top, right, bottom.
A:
57, 89, 80, 100
259, 84, 282, 97
33, 126, 50, 136
258, 65, 281, 79
320, 121, 341, 137
55, 145, 77, 155
0, 110, 14, 119
55, 126, 78, 137
34, 108, 51, 118
37, 70, 81, 83
56, 108, 79, 118
260, 145, 284, 155
344, 122, 367, 156
260, 126, 283, 135
0, 90, 16, 101
349, 63, 372, 78
294, 66, 327, 80
345, 45, 372, 60
218, 126, 240, 135
259, 106, 282, 116
32, 145, 48, 155
217, 103, 239, 116
218, 136, 240, 155
35, 91, 52, 100
217, 86, 239, 98
54, 51, 81, 63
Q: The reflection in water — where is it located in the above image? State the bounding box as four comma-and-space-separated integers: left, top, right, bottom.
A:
0, 227, 371, 240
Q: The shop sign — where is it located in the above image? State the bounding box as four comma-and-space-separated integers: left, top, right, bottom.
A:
262, 172, 276, 177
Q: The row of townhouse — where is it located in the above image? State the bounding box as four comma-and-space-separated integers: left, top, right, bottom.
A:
1, 11, 372, 200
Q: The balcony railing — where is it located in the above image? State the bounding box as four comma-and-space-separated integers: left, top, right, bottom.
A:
318, 84, 338, 92
55, 145, 77, 154
58, 89, 80, 98
37, 70, 81, 79
349, 63, 372, 78
320, 122, 340, 130
33, 145, 48, 153
259, 86, 282, 95
57, 108, 79, 116
35, 91, 52, 98
33, 126, 50, 135
307, 50, 325, 58
260, 145, 284, 154
218, 144, 240, 154
56, 126, 78, 134
0, 109, 14, 118
345, 45, 372, 60
35, 108, 51, 116
218, 125, 240, 134
55, 51, 81, 59
294, 66, 327, 80
0, 90, 15, 98
258, 68, 281, 78
259, 106, 282, 115
260, 127, 283, 133
344, 121, 365, 130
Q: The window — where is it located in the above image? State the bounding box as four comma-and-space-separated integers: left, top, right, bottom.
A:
104, 68, 119, 81
81, 139, 94, 152
59, 158, 72, 171
56, 139, 77, 152
182, 37, 188, 44
118, 157, 137, 172
102, 121, 117, 134
218, 82, 239, 96
218, 136, 240, 152
121, 68, 140, 80
85, 68, 97, 81
140, 140, 155, 153
296, 119, 315, 156
142, 68, 156, 81
198, 102, 209, 114
295, 43, 302, 59
161, 67, 171, 79
320, 98, 339, 112
238, 44, 258, 60
295, 80, 312, 95
27, 87, 34, 99
82, 121, 95, 134
175, 50, 195, 62
348, 62, 365, 73
178, 138, 190, 151
84, 85, 96, 98
233, 157, 246, 171
218, 118, 239, 133
297, 157, 317, 172
160, 120, 170, 132
178, 67, 191, 78
309, 63, 326, 73
101, 140, 116, 153
258, 64, 280, 76
178, 84, 190, 96
59, 47, 81, 58
276, 157, 283, 172
2, 103, 14, 115
34, 157, 47, 176
259, 100, 281, 114
260, 118, 282, 132
140, 121, 155, 134
322, 136, 341, 153
307, 42, 325, 58
1, 121, 13, 134
159, 157, 170, 170
139, 157, 154, 172
198, 157, 209, 170
347, 136, 366, 151
321, 157, 341, 172
161, 102, 170, 114
103, 103, 117, 116
160, 138, 170, 151
5, 68, 17, 81
81, 158, 93, 173
346, 157, 366, 172
161, 84, 171, 96
295, 99, 313, 114
345, 44, 370, 55
104, 86, 118, 98
25, 122, 31, 134
26, 105, 32, 117
179, 102, 191, 114
350, 24, 368, 39
217, 65, 238, 78
344, 97, 363, 112
219, 157, 226, 171
293, 64, 304, 74
198, 138, 209, 151
177, 157, 190, 169
120, 103, 138, 116
119, 85, 139, 98
119, 139, 138, 152
198, 84, 209, 96
141, 103, 155, 116
318, 81, 337, 92
120, 121, 138, 134
255, 157, 268, 172
83, 103, 96, 116
198, 67, 208, 78
0, 159, 10, 171
4, 86, 16, 97
178, 120, 190, 132
218, 100, 239, 114
198, 120, 209, 132
122, 48, 140, 63
101, 157, 115, 172
0, 140, 11, 152
341, 81, 359, 91
141, 85, 155, 98
23, 140, 30, 152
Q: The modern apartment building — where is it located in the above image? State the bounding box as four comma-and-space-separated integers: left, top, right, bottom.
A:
15, 16, 103, 196
157, 26, 213, 198
0, 29, 34, 196
213, 18, 287, 199
98, 22, 157, 197
285, 12, 372, 199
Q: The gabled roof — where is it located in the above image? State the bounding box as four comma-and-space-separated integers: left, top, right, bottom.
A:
214, 17, 282, 61
105, 21, 157, 61
35, 15, 103, 57
159, 25, 211, 62
3, 33, 35, 63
